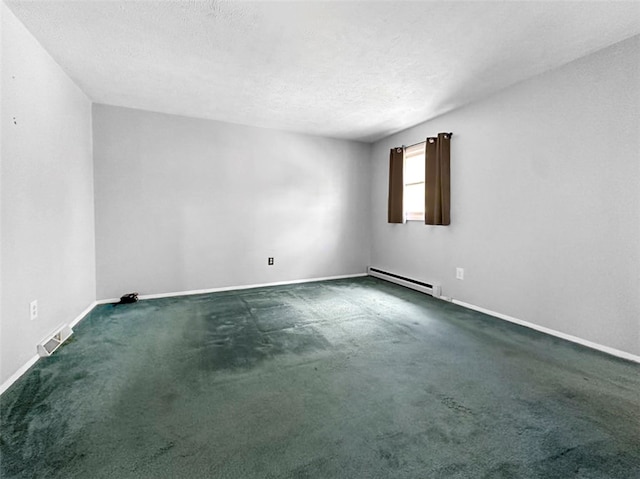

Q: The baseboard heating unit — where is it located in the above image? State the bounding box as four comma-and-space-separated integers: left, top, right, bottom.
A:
368, 267, 441, 298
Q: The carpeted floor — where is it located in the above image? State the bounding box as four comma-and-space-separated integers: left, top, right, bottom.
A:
1, 277, 639, 478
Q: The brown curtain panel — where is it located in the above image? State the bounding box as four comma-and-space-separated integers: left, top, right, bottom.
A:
424, 133, 451, 225
387, 147, 404, 223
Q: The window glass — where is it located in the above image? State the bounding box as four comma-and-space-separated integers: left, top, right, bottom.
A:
404, 143, 425, 221
404, 153, 424, 184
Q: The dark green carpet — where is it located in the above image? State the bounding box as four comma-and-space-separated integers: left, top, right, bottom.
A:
1, 277, 639, 478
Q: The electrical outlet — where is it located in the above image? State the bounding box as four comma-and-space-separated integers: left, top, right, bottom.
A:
30, 300, 38, 320
268, 257, 274, 266
456, 267, 464, 280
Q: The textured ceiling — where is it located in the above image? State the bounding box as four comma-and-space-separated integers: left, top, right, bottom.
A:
6, 1, 640, 142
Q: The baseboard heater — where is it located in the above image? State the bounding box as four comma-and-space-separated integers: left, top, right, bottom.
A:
368, 267, 441, 298
37, 324, 73, 357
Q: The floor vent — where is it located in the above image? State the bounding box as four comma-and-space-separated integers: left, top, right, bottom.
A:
37, 324, 73, 357
368, 267, 440, 297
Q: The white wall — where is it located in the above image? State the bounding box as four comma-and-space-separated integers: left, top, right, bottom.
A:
370, 35, 640, 357
92, 105, 371, 299
1, 4, 96, 385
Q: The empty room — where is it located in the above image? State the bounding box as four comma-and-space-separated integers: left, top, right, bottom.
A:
1, 1, 639, 477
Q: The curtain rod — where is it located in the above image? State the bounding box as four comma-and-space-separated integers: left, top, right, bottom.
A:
401, 132, 453, 150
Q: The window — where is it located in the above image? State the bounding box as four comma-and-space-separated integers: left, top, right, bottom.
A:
403, 142, 425, 221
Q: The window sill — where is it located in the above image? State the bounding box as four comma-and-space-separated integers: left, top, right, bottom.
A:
405, 213, 425, 222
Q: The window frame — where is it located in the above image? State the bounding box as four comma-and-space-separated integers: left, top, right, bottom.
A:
403, 142, 426, 222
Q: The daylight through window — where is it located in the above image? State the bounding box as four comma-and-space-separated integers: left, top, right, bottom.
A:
404, 142, 426, 221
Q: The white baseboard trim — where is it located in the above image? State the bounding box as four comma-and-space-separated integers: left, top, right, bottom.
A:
452, 299, 640, 364
97, 272, 369, 304
0, 300, 98, 397
0, 354, 39, 396
69, 301, 98, 328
